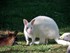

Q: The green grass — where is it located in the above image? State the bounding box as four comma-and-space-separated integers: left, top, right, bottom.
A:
0, 33, 68, 53
0, 42, 67, 53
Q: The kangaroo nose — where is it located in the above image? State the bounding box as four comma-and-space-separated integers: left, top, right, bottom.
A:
27, 28, 32, 34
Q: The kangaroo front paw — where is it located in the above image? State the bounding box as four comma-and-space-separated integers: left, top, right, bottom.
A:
26, 43, 29, 46
25, 41, 30, 46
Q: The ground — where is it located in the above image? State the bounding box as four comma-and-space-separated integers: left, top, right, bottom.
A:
0, 32, 68, 53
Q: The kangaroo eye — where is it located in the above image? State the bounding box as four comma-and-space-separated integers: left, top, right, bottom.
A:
26, 27, 29, 29
31, 27, 32, 29
66, 35, 69, 37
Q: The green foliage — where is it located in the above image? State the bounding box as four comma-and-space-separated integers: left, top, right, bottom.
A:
0, 0, 70, 31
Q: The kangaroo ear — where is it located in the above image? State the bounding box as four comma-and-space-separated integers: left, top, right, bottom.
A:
23, 19, 28, 25
31, 19, 35, 25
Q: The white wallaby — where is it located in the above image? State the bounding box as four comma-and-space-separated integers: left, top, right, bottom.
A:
23, 16, 70, 45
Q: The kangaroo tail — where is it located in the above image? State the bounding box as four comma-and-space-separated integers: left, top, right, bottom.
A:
55, 38, 70, 46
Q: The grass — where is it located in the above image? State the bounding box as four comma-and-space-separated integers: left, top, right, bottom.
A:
0, 42, 67, 53
0, 32, 68, 53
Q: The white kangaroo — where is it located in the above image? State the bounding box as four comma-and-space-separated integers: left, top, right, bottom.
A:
23, 16, 70, 45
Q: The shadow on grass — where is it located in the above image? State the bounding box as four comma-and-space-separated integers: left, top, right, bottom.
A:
16, 35, 25, 41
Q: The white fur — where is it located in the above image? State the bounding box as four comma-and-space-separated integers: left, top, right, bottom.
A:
60, 33, 70, 41
23, 16, 70, 45
67, 45, 70, 53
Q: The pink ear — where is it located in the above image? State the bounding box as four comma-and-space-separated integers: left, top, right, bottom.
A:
31, 19, 35, 25
23, 19, 28, 25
